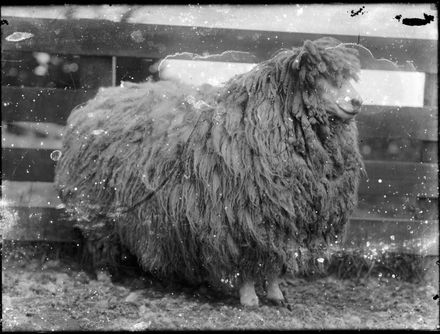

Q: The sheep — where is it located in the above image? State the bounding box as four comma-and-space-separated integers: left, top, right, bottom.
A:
55, 37, 364, 307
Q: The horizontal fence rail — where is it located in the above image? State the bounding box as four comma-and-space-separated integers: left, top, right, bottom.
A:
2, 179, 437, 221
345, 217, 438, 255
2, 85, 438, 139
2, 206, 79, 242
2, 16, 438, 73
2, 205, 437, 255
2, 149, 439, 196
2, 87, 97, 124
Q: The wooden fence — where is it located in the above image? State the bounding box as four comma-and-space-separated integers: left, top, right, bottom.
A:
1, 16, 438, 255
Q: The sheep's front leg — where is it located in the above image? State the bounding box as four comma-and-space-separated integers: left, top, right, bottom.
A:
239, 280, 259, 307
266, 275, 285, 304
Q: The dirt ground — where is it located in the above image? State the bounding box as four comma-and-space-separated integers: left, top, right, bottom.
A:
2, 245, 439, 331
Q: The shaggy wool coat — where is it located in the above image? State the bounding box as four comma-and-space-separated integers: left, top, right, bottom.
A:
55, 37, 364, 288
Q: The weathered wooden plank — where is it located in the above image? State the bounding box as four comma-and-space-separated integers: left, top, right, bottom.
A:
3, 125, 437, 163
343, 217, 438, 255
0, 206, 79, 242
2, 148, 55, 182
2, 206, 436, 255
355, 193, 438, 221
420, 141, 438, 163
79, 56, 113, 89
2, 50, 82, 89
423, 73, 438, 107
356, 106, 438, 142
2, 51, 114, 90
358, 161, 438, 198
359, 138, 432, 163
357, 35, 437, 74
2, 86, 97, 125
3, 147, 438, 199
3, 131, 437, 167
2, 181, 62, 208
2, 122, 63, 150
3, 86, 438, 142
116, 57, 159, 83
2, 16, 437, 73
4, 180, 437, 222
1, 138, 436, 167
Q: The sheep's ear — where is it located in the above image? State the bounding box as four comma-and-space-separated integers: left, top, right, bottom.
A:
292, 40, 317, 71
292, 48, 308, 71
302, 40, 315, 50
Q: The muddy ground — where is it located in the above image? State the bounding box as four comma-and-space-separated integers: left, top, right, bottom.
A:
2, 243, 439, 331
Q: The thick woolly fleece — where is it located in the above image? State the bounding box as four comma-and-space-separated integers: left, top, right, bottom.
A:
55, 37, 364, 289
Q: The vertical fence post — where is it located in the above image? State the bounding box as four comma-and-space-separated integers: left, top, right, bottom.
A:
112, 56, 117, 87
424, 73, 438, 107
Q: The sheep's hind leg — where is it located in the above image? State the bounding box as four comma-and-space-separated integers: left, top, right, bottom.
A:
239, 280, 259, 307
266, 275, 286, 305
76, 219, 124, 281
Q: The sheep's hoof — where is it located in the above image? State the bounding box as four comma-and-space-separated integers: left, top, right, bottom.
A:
239, 280, 259, 307
267, 289, 284, 303
268, 298, 285, 307
281, 273, 296, 286
267, 289, 290, 309
240, 294, 259, 307
266, 279, 285, 303
267, 296, 285, 305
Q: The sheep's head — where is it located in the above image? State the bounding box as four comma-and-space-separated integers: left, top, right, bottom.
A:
289, 37, 362, 122
316, 77, 363, 120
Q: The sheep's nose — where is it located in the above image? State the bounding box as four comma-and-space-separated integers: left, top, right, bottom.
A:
351, 97, 363, 109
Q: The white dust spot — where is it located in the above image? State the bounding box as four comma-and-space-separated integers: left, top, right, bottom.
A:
5, 32, 34, 42
50, 150, 62, 161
